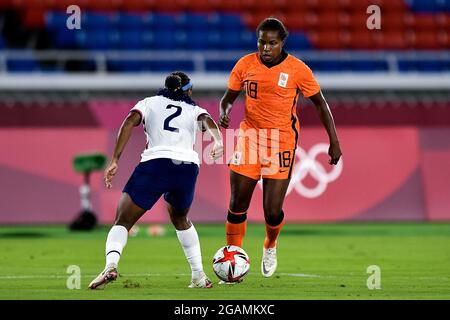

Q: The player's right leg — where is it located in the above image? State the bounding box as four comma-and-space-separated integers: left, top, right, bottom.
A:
89, 193, 147, 289
226, 171, 258, 248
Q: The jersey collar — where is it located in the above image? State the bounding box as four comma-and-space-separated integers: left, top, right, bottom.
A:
258, 50, 288, 69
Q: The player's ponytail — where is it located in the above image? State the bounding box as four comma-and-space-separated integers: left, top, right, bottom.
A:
156, 71, 195, 105
165, 75, 182, 92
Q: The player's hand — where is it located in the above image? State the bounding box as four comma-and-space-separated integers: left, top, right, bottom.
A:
211, 142, 224, 160
104, 161, 118, 189
328, 141, 342, 165
219, 113, 230, 128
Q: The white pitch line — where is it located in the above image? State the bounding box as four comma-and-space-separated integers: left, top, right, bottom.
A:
0, 273, 189, 280
278, 273, 321, 278
0, 273, 323, 280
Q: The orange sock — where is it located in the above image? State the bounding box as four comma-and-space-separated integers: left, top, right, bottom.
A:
264, 221, 284, 249
226, 210, 247, 248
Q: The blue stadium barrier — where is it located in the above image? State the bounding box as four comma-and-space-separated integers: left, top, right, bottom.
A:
7, 58, 39, 72
185, 30, 210, 50
178, 13, 210, 31
153, 13, 177, 31
205, 60, 239, 72
285, 33, 312, 50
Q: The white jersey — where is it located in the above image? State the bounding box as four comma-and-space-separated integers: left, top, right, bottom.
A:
131, 95, 209, 165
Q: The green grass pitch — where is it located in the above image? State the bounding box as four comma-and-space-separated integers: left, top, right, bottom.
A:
0, 223, 449, 300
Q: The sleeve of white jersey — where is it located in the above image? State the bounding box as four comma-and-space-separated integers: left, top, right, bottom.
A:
130, 99, 148, 125
195, 105, 210, 132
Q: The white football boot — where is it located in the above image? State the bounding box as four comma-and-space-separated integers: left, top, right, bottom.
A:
88, 265, 118, 289
188, 272, 213, 288
261, 247, 277, 277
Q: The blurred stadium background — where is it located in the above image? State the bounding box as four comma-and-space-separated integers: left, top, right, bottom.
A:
0, 0, 450, 301
0, 0, 449, 225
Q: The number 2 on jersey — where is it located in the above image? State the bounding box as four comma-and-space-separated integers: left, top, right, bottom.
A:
163, 105, 182, 132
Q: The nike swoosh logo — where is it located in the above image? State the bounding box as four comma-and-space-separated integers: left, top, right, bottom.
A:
279, 170, 288, 173
262, 262, 270, 275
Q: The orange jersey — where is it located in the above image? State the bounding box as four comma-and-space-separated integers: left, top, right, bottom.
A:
228, 52, 320, 130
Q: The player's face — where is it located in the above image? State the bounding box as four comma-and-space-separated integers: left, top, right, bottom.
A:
257, 30, 284, 64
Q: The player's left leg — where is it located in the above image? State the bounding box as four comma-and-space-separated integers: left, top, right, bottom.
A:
167, 204, 212, 288
165, 161, 212, 288
260, 178, 290, 277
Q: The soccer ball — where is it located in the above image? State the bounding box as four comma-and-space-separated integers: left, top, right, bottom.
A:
212, 245, 250, 283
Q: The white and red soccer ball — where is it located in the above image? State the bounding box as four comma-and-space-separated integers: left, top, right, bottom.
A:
212, 245, 250, 282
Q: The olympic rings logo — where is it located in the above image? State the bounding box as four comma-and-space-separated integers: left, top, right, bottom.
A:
258, 143, 343, 198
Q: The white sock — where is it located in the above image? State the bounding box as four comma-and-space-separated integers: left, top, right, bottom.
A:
176, 224, 204, 280
105, 225, 128, 270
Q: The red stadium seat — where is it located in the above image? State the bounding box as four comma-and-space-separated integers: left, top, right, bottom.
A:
11, 0, 54, 9
153, 1, 183, 12
381, 13, 407, 31
184, 0, 212, 12
347, 12, 371, 32
309, 30, 348, 49
284, 0, 308, 13
409, 14, 438, 31
347, 31, 380, 49
215, 0, 243, 13
343, 0, 376, 12
379, 31, 409, 50
22, 9, 45, 28
283, 11, 310, 31
368, 0, 407, 11
85, 0, 122, 11
51, 0, 89, 11
119, 0, 155, 11
438, 32, 449, 49
316, 11, 345, 30
243, 11, 286, 30
309, 0, 342, 12
0, 0, 11, 9
412, 31, 444, 50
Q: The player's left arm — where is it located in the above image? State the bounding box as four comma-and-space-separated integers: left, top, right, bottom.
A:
309, 91, 342, 165
104, 111, 141, 188
198, 114, 224, 160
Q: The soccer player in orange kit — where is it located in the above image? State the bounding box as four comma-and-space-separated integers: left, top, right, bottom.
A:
219, 18, 342, 279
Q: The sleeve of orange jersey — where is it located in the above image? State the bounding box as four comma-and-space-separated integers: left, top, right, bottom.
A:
295, 61, 321, 98
227, 58, 247, 91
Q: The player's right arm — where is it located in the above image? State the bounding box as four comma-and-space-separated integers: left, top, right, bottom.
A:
219, 56, 248, 128
219, 89, 240, 128
104, 111, 141, 188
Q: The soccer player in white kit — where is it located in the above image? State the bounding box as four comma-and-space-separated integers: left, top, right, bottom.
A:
89, 72, 223, 289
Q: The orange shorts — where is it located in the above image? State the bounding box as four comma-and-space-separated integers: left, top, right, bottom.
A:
229, 121, 298, 180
